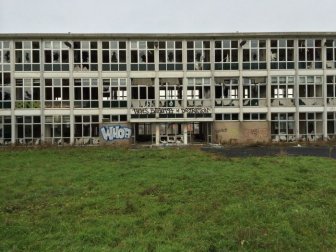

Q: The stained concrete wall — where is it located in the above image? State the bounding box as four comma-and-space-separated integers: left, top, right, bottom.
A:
213, 121, 270, 144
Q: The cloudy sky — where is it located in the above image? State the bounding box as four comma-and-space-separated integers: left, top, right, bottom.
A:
0, 0, 335, 33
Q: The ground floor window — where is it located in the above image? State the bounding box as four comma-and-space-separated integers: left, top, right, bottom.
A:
299, 112, 323, 141
0, 116, 11, 145
74, 115, 99, 145
45, 115, 70, 145
16, 116, 41, 145
327, 112, 336, 140
271, 113, 295, 142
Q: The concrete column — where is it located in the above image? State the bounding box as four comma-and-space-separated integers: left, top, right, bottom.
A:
40, 39, 45, 143
183, 123, 188, 145
10, 40, 15, 145
68, 40, 75, 145
294, 39, 300, 141
322, 38, 328, 140
238, 39, 244, 122
97, 40, 103, 125
155, 123, 160, 145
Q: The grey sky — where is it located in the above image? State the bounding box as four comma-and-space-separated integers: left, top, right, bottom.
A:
0, 0, 335, 33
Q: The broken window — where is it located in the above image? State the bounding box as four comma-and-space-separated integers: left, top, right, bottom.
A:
130, 41, 155, 71
159, 78, 183, 108
15, 78, 40, 108
44, 78, 69, 108
186, 78, 211, 107
298, 76, 323, 106
44, 41, 70, 71
243, 77, 267, 106
187, 41, 210, 70
242, 40, 266, 70
326, 39, 336, 69
270, 39, 294, 69
271, 113, 295, 141
73, 41, 98, 71
74, 78, 98, 108
15, 116, 41, 144
158, 41, 182, 70
270, 76, 294, 106
44, 115, 70, 145
299, 112, 323, 141
243, 113, 267, 120
131, 78, 155, 110
0, 116, 11, 144
15, 41, 40, 71
298, 39, 322, 69
327, 112, 336, 140
214, 78, 239, 107
215, 40, 238, 70
102, 78, 127, 108
74, 115, 99, 144
326, 75, 336, 106
0, 71, 11, 109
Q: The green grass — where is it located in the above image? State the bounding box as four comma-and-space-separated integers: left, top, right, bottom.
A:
1, 147, 336, 251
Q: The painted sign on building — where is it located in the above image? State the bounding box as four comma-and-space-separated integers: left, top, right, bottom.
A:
100, 125, 132, 141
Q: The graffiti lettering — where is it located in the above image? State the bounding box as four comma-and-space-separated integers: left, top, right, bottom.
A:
101, 126, 132, 141
131, 107, 211, 114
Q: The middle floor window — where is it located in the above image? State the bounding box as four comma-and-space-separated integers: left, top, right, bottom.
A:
74, 78, 98, 108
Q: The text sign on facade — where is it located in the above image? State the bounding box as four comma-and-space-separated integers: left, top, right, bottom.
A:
100, 125, 132, 141
131, 107, 211, 115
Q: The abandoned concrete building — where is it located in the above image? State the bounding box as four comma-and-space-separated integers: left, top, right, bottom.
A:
1, 32, 336, 146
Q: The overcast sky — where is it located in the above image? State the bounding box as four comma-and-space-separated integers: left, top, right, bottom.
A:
0, 0, 335, 33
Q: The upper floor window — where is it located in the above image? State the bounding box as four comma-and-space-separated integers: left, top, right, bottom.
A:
298, 39, 322, 69
73, 41, 98, 71
243, 77, 267, 106
102, 41, 127, 71
214, 78, 239, 107
187, 41, 210, 70
45, 78, 70, 108
159, 41, 183, 71
298, 76, 323, 106
15, 41, 40, 71
102, 78, 127, 108
130, 41, 154, 71
74, 78, 98, 108
270, 76, 295, 107
44, 41, 69, 71
215, 40, 238, 70
186, 78, 211, 107
242, 40, 266, 70
0, 41, 11, 71
0, 71, 11, 109
15, 78, 41, 109
270, 39, 294, 69
326, 75, 336, 106
326, 39, 336, 69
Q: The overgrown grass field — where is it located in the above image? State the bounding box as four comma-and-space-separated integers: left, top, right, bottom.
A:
1, 147, 336, 251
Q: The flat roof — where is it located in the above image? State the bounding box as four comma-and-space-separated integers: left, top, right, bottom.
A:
0, 32, 336, 40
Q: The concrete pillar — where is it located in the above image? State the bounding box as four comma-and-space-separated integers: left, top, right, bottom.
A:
155, 123, 160, 145
183, 123, 188, 144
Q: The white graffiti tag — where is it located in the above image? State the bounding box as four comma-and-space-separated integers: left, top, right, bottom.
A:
100, 126, 132, 141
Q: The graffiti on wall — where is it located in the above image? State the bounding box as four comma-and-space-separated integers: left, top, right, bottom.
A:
244, 128, 268, 139
100, 125, 132, 141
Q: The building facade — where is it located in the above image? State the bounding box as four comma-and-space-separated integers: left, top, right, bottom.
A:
1, 32, 336, 146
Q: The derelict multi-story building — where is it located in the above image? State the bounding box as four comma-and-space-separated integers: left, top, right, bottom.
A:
1, 32, 336, 146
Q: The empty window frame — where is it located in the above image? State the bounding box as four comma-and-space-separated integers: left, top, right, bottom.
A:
45, 115, 70, 144
326, 39, 336, 69
270, 39, 294, 69
243, 113, 267, 120
44, 41, 70, 71
187, 41, 211, 70
15, 78, 40, 108
74, 78, 99, 108
271, 113, 295, 141
243, 77, 267, 106
327, 112, 336, 140
242, 40, 266, 70
0, 41, 11, 71
298, 39, 322, 69
102, 114, 127, 122
0, 71, 11, 109
214, 78, 239, 107
270, 76, 295, 106
0, 116, 11, 144
159, 78, 183, 108
15, 41, 40, 71
214, 40, 239, 70
159, 41, 183, 70
102, 78, 127, 108
299, 112, 323, 141
131, 78, 155, 108
102, 41, 127, 71
327, 75, 336, 105
130, 41, 155, 71
45, 78, 70, 108
187, 78, 211, 107
16, 116, 41, 144
73, 41, 98, 71
298, 76, 323, 106
74, 115, 99, 144
215, 113, 239, 120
